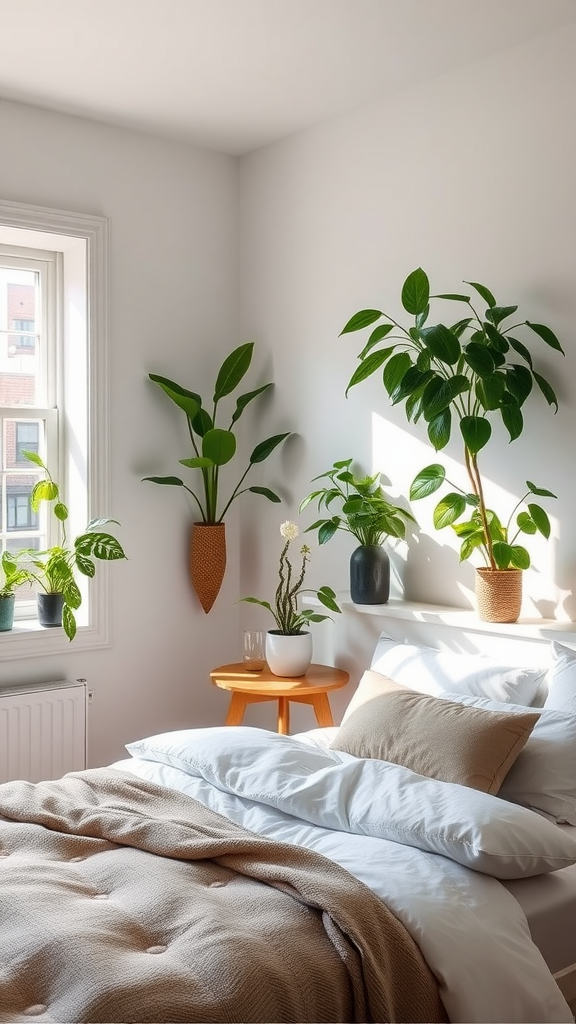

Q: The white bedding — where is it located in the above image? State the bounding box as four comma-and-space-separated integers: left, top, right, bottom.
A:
114, 725, 574, 1024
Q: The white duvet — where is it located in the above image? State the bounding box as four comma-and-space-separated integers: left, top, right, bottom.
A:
113, 724, 575, 1024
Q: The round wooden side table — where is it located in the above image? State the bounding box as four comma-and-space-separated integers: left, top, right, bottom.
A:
209, 662, 350, 735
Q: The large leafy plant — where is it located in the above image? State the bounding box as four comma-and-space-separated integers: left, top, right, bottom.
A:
342, 268, 563, 570
143, 342, 290, 522
299, 458, 416, 547
17, 451, 127, 641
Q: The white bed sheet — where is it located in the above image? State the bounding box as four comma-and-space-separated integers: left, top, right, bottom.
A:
112, 745, 572, 1024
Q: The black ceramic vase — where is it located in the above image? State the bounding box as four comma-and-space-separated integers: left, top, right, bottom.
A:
349, 545, 390, 604
37, 592, 65, 628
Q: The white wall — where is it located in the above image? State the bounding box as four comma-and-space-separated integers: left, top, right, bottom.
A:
2, 19, 576, 755
0, 98, 255, 764
238, 20, 576, 716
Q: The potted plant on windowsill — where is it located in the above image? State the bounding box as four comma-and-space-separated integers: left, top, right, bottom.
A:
299, 459, 417, 605
240, 520, 341, 676
0, 553, 35, 632
341, 268, 564, 622
16, 451, 127, 641
143, 342, 291, 614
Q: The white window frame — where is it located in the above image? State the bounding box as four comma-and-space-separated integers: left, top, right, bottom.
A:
0, 199, 110, 661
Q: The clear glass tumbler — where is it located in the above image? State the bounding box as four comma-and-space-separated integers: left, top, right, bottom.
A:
243, 630, 265, 671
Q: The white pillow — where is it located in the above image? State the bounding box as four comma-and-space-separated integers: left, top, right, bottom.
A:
439, 691, 576, 824
544, 641, 576, 714
370, 633, 545, 705
126, 725, 576, 879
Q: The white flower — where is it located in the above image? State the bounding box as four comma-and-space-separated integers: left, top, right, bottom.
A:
280, 520, 299, 541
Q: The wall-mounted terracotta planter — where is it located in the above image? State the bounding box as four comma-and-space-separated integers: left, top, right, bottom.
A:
189, 522, 227, 613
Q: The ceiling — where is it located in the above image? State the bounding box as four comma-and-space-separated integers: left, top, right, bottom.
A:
1, 0, 575, 156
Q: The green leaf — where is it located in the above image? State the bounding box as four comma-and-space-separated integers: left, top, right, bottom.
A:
526, 480, 557, 498
505, 365, 533, 406
475, 373, 505, 411
62, 604, 77, 642
433, 493, 466, 529
421, 375, 469, 421
340, 309, 383, 335
247, 486, 281, 502
239, 597, 274, 613
465, 281, 497, 308
149, 374, 200, 419
75, 532, 126, 560
526, 321, 564, 354
435, 293, 471, 302
358, 325, 395, 359
516, 511, 537, 535
213, 342, 254, 401
318, 520, 340, 544
460, 415, 491, 454
345, 348, 392, 395
75, 552, 97, 576
54, 501, 69, 522
30, 480, 59, 511
409, 464, 446, 501
463, 342, 495, 378
427, 408, 451, 450
390, 366, 433, 404
191, 408, 212, 437
250, 431, 290, 463
415, 307, 429, 330
483, 322, 508, 352
22, 449, 46, 469
63, 576, 82, 608
507, 337, 533, 368
459, 534, 485, 562
316, 586, 341, 613
533, 371, 559, 412
485, 305, 518, 326
230, 383, 273, 425
179, 458, 213, 469
509, 545, 530, 570
202, 428, 236, 466
401, 268, 429, 315
492, 542, 514, 569
383, 351, 412, 397
500, 400, 523, 442
420, 324, 461, 365
528, 503, 551, 539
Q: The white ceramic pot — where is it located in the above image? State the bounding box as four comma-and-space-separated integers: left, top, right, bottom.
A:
266, 630, 313, 677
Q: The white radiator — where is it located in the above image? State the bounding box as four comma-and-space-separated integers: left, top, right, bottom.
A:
0, 680, 87, 784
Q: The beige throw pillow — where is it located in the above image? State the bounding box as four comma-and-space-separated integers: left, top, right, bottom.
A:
331, 670, 540, 794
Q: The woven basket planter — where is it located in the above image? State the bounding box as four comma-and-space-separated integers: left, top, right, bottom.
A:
189, 522, 227, 614
475, 567, 522, 623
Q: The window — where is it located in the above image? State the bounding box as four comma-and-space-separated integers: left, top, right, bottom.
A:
0, 200, 110, 660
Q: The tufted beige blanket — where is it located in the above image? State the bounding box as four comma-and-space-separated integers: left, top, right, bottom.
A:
0, 768, 447, 1024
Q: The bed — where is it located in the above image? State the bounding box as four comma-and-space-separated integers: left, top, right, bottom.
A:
2, 634, 576, 1023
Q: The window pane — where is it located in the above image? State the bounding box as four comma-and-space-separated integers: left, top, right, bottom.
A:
0, 266, 40, 405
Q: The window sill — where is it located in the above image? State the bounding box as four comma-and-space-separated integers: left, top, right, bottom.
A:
0, 618, 110, 661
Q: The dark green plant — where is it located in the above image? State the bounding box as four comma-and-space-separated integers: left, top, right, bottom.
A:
299, 458, 416, 547
143, 342, 291, 523
341, 268, 563, 570
17, 451, 127, 641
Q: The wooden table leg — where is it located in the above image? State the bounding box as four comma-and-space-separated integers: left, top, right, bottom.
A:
277, 697, 290, 734
225, 692, 248, 726
311, 692, 334, 728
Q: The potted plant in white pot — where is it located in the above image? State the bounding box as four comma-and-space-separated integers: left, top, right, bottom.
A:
143, 342, 291, 613
16, 452, 127, 641
240, 520, 341, 676
340, 267, 564, 622
0, 552, 35, 632
299, 459, 417, 604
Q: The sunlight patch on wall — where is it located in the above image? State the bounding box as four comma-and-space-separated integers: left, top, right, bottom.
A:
371, 412, 567, 617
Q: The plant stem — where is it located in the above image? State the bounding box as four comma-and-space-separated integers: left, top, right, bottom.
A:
466, 448, 496, 569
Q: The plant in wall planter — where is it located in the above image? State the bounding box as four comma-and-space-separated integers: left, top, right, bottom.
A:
240, 520, 341, 677
143, 342, 291, 614
17, 452, 127, 641
0, 553, 35, 632
299, 459, 417, 605
341, 267, 564, 623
